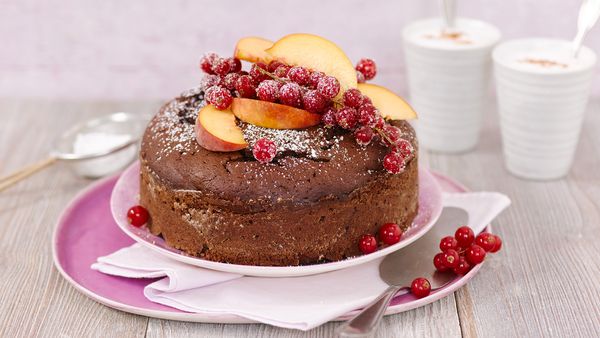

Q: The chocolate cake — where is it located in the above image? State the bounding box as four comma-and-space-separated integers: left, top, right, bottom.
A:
139, 88, 419, 266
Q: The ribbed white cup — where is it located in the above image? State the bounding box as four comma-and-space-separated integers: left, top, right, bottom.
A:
493, 39, 597, 180
403, 18, 501, 153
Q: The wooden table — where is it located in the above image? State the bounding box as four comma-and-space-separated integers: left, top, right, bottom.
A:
1, 98, 599, 337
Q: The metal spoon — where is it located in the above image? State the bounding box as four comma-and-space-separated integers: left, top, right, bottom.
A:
572, 0, 600, 57
336, 207, 467, 337
0, 112, 151, 192
441, 0, 457, 29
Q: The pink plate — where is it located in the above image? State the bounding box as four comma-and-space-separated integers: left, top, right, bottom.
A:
52, 170, 489, 323
110, 162, 444, 277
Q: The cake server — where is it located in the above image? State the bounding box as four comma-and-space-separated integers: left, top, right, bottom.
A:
335, 206, 468, 337
0, 112, 151, 192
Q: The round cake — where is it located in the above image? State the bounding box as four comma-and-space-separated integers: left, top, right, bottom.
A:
138, 34, 420, 266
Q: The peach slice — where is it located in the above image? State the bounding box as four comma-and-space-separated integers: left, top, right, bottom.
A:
195, 104, 248, 152
230, 98, 321, 129
358, 83, 418, 120
265, 34, 357, 97
234, 37, 274, 64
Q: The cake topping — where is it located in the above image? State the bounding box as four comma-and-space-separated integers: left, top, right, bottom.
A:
191, 34, 418, 174
252, 138, 277, 164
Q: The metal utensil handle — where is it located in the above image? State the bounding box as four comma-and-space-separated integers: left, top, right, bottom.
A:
0, 157, 57, 192
442, 0, 457, 28
335, 285, 402, 337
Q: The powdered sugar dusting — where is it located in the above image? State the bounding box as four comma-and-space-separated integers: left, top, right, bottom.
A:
149, 88, 205, 158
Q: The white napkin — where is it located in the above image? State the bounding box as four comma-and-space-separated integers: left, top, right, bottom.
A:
92, 192, 510, 330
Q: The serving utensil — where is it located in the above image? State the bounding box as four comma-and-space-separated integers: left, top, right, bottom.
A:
336, 207, 469, 337
441, 0, 457, 29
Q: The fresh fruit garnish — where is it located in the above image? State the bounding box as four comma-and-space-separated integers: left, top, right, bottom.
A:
195, 105, 247, 152
127, 205, 149, 227
439, 236, 458, 252
455, 226, 475, 248
466, 244, 487, 265
432, 226, 503, 276
252, 138, 277, 163
378, 222, 402, 245
453, 256, 471, 275
441, 249, 460, 269
434, 253, 450, 272
356, 58, 377, 81
230, 98, 321, 129
205, 86, 233, 110
233, 36, 273, 63
475, 232, 498, 252
194, 36, 417, 174
354, 126, 374, 146
410, 277, 431, 298
265, 33, 357, 98
490, 235, 502, 253
358, 234, 378, 254
357, 83, 417, 120
199, 52, 218, 74
383, 152, 406, 174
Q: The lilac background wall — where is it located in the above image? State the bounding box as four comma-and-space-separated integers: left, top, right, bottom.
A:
1, 0, 599, 100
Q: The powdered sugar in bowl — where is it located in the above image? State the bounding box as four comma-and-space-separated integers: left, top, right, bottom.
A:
52, 112, 152, 178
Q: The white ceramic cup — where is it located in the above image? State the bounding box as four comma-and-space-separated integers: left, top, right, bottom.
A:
403, 18, 501, 153
493, 38, 597, 180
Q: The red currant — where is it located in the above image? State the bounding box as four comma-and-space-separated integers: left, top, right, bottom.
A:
356, 70, 366, 83
212, 58, 232, 76
453, 256, 472, 275
378, 222, 402, 245
308, 71, 324, 89
268, 60, 284, 72
288, 66, 310, 85
439, 236, 458, 252
466, 244, 486, 265
410, 277, 431, 298
434, 253, 450, 272
381, 125, 403, 146
302, 90, 327, 113
273, 65, 290, 78
257, 80, 280, 102
373, 115, 385, 129
358, 104, 377, 126
227, 57, 242, 73
279, 82, 302, 107
321, 107, 337, 128
358, 234, 377, 254
393, 139, 414, 158
475, 232, 497, 252
127, 205, 149, 227
441, 249, 460, 268
383, 152, 405, 174
249, 62, 269, 82
252, 138, 277, 164
222, 73, 240, 90
490, 235, 502, 253
455, 226, 475, 248
201, 74, 221, 90
354, 126, 374, 146
356, 58, 377, 80
235, 75, 256, 98
317, 75, 340, 99
343, 88, 363, 108
335, 107, 358, 130
206, 86, 233, 110
200, 52, 218, 74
